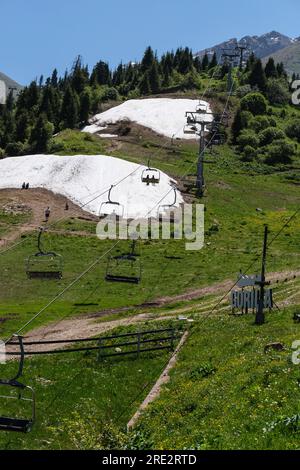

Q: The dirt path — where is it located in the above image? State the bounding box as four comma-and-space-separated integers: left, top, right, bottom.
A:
6, 272, 299, 355
127, 331, 189, 430
0, 188, 97, 245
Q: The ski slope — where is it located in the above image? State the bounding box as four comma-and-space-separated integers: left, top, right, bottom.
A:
83, 98, 212, 139
0, 154, 183, 218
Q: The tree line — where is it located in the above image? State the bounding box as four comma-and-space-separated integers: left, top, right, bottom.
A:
0, 45, 296, 158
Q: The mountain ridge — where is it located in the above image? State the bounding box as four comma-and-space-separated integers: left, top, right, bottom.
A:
195, 30, 297, 62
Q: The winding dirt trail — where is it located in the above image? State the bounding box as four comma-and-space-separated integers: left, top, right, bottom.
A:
0, 188, 97, 246
1, 189, 299, 354
6, 272, 299, 355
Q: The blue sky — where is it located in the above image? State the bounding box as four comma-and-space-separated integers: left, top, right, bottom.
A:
1, 0, 299, 85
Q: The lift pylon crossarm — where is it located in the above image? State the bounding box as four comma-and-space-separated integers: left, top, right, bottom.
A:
186, 111, 214, 124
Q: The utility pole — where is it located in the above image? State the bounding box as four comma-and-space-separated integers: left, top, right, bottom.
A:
255, 225, 269, 325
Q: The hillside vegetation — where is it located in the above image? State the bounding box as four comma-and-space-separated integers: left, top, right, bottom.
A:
0, 46, 299, 451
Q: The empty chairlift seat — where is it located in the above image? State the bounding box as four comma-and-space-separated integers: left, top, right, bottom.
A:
105, 241, 142, 284
26, 228, 63, 280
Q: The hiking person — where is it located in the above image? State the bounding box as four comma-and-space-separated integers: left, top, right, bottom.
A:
45, 207, 51, 222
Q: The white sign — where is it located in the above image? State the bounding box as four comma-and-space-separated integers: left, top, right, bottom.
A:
231, 289, 273, 310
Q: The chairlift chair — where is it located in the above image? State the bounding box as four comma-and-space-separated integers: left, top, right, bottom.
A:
158, 186, 178, 221
0, 335, 35, 433
99, 185, 124, 219
183, 125, 197, 135
142, 160, 161, 185
26, 228, 63, 280
196, 103, 208, 114
105, 240, 142, 284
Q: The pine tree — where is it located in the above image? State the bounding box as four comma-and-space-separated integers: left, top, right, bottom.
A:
209, 52, 218, 69
51, 69, 58, 87
15, 111, 30, 142
201, 53, 209, 70
193, 56, 202, 73
249, 59, 267, 91
30, 114, 54, 153
139, 72, 151, 95
71, 56, 89, 94
91, 61, 111, 86
245, 53, 256, 72
265, 58, 277, 78
231, 108, 243, 143
276, 62, 287, 78
149, 62, 161, 93
141, 47, 155, 72
112, 63, 125, 87
5, 91, 14, 112
80, 89, 91, 124
60, 86, 79, 128
178, 48, 193, 74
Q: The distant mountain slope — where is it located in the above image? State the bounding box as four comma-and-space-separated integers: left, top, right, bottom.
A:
263, 42, 300, 76
0, 71, 23, 103
195, 31, 296, 62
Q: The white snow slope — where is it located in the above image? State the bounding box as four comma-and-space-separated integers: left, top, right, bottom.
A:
83, 98, 212, 139
0, 154, 182, 219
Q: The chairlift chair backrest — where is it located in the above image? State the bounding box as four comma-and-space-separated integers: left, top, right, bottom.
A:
157, 186, 178, 220
142, 161, 161, 185
99, 185, 124, 218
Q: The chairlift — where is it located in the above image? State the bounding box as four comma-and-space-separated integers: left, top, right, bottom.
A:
99, 185, 124, 219
105, 240, 142, 284
26, 228, 63, 280
0, 335, 35, 433
142, 160, 161, 185
183, 125, 197, 135
158, 186, 178, 221
196, 103, 208, 114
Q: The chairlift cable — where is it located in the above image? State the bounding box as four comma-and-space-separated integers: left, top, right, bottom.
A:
113, 206, 300, 427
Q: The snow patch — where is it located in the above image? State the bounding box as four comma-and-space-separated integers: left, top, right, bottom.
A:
83, 98, 212, 139
0, 154, 183, 219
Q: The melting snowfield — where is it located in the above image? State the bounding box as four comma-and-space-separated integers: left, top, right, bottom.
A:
83, 98, 212, 139
0, 154, 183, 218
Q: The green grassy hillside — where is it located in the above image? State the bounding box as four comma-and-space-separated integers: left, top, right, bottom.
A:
0, 91, 299, 450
